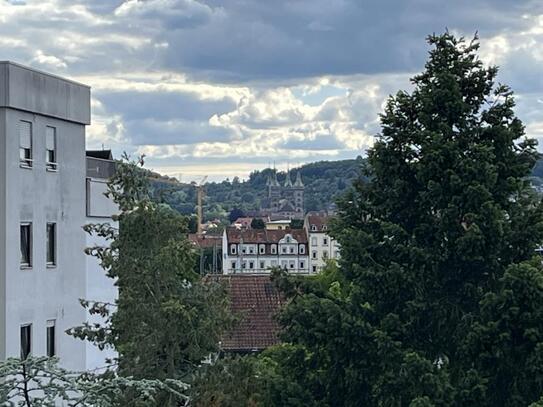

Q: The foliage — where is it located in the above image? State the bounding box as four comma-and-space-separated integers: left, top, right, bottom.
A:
148, 159, 364, 222
251, 218, 266, 229
0, 357, 188, 407
289, 219, 304, 229
69, 155, 234, 406
269, 33, 543, 406
189, 356, 262, 407
228, 208, 245, 224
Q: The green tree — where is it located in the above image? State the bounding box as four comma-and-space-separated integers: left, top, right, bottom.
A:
228, 208, 245, 224
0, 356, 188, 406
271, 33, 543, 406
70, 155, 233, 406
251, 218, 266, 229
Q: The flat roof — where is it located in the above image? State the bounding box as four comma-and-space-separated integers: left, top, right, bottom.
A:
0, 61, 90, 88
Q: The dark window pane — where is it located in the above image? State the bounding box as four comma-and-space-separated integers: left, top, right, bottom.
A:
47, 325, 55, 357
20, 224, 31, 266
46, 223, 56, 265
20, 325, 31, 359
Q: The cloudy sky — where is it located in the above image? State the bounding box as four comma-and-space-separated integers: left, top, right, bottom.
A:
1, 0, 542, 181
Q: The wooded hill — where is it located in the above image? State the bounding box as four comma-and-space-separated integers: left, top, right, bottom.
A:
150, 155, 543, 222
150, 156, 364, 221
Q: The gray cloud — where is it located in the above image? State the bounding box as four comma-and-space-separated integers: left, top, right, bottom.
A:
0, 0, 542, 180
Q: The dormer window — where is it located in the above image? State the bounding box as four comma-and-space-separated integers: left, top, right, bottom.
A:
311, 225, 317, 231
259, 245, 265, 254
322, 225, 327, 231
299, 245, 305, 254
271, 244, 277, 254
230, 244, 237, 255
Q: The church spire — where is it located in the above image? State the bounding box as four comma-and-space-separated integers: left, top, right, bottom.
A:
284, 166, 293, 187
271, 164, 280, 187
294, 170, 304, 187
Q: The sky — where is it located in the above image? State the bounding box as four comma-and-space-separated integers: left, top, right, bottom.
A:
1, 0, 542, 181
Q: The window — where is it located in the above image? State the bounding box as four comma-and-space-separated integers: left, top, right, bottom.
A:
45, 126, 57, 170
260, 261, 265, 269
312, 265, 317, 273
231, 261, 236, 269
19, 121, 32, 167
311, 225, 317, 231
300, 261, 305, 269
323, 237, 328, 245
46, 223, 56, 266
20, 324, 31, 359
46, 320, 55, 357
281, 260, 287, 269
271, 244, 277, 254
323, 250, 329, 260
322, 225, 328, 231
271, 260, 277, 267
289, 247, 294, 254
242, 261, 246, 269
249, 247, 254, 254
299, 245, 305, 254
20, 223, 32, 267
242, 246, 247, 254
259, 245, 265, 254
311, 237, 317, 246
249, 261, 254, 269
312, 251, 317, 259
282, 247, 287, 254
289, 261, 295, 269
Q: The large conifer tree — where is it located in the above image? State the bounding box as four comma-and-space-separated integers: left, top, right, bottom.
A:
274, 33, 543, 406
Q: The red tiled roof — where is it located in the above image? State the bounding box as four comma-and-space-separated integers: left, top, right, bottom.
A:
188, 234, 222, 249
226, 227, 308, 244
306, 214, 331, 232
212, 274, 285, 352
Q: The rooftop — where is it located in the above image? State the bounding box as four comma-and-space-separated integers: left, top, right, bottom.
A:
0, 61, 91, 124
226, 227, 307, 244
211, 274, 285, 352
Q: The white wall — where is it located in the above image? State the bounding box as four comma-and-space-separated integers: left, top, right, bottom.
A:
84, 178, 118, 371
1, 107, 87, 371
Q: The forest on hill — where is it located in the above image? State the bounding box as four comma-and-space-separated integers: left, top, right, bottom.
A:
150, 156, 365, 222
150, 155, 543, 224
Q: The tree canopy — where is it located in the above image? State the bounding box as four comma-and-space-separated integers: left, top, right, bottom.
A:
268, 33, 543, 406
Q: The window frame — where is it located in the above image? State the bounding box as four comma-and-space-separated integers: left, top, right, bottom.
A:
46, 320, 56, 357
19, 120, 33, 168
20, 222, 32, 268
46, 222, 57, 267
45, 126, 58, 171
20, 324, 32, 359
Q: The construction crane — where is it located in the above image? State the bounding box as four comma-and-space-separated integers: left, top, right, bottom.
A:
196, 176, 208, 236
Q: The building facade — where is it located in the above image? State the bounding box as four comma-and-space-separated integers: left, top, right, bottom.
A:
305, 213, 340, 273
222, 228, 310, 274
0, 62, 116, 371
261, 170, 304, 219
85, 150, 118, 370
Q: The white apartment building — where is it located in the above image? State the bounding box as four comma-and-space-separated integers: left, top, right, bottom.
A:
0, 62, 117, 371
222, 228, 310, 274
305, 213, 340, 273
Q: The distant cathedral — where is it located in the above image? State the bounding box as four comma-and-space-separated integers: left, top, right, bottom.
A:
261, 169, 305, 219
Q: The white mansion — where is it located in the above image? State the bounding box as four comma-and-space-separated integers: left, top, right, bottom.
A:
222, 212, 339, 274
